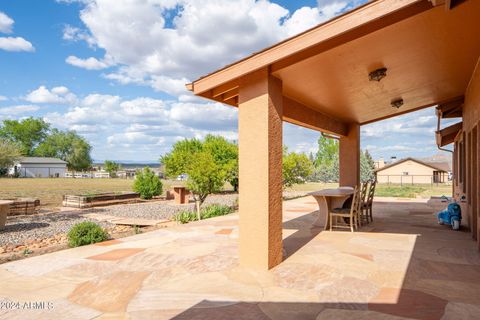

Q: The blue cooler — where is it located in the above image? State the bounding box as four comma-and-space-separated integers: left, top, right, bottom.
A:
437, 202, 462, 230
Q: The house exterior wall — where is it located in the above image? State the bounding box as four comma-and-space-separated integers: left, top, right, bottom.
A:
9, 163, 67, 178
454, 57, 480, 247
376, 160, 448, 184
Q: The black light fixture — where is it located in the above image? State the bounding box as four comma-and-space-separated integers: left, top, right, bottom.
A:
391, 98, 404, 109
369, 67, 387, 81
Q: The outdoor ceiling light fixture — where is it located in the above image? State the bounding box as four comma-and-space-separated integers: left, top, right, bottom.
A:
368, 67, 387, 81
391, 98, 404, 109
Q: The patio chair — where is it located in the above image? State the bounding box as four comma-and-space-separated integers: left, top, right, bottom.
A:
358, 181, 369, 225
330, 186, 361, 232
362, 180, 376, 223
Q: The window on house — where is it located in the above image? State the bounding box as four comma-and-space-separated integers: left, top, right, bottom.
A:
403, 172, 409, 175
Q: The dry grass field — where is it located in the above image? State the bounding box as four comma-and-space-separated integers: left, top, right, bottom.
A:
0, 178, 138, 208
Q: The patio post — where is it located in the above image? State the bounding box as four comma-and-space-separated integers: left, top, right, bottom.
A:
238, 68, 283, 270
339, 123, 360, 187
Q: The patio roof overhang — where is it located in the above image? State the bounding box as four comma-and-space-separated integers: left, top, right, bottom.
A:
187, 0, 480, 134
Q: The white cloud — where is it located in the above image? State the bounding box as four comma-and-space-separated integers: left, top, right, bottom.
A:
24, 86, 77, 104
62, 25, 96, 47
0, 95, 7, 101
0, 12, 14, 34
61, 0, 361, 95
66, 55, 114, 70
0, 105, 40, 116
0, 37, 34, 52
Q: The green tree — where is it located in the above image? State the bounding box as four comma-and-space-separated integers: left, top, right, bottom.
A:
104, 160, 121, 178
360, 149, 376, 182
133, 167, 163, 199
186, 151, 226, 219
161, 135, 239, 191
203, 135, 239, 191
313, 135, 339, 182
0, 139, 22, 175
160, 138, 203, 177
35, 129, 92, 171
283, 149, 314, 188
315, 135, 339, 167
0, 118, 50, 155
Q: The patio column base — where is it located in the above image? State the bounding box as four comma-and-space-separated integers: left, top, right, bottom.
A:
238, 68, 283, 270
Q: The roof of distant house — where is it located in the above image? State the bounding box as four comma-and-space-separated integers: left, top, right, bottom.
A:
18, 157, 67, 165
374, 157, 450, 173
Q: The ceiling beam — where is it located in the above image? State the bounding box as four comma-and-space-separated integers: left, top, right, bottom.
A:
436, 96, 464, 118
283, 97, 349, 136
436, 121, 463, 146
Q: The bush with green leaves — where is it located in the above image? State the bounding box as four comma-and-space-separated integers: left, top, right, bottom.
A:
174, 210, 198, 224
201, 204, 232, 219
67, 221, 109, 247
283, 149, 314, 188
133, 167, 163, 199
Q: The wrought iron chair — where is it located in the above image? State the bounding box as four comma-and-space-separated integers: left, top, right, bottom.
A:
330, 186, 362, 232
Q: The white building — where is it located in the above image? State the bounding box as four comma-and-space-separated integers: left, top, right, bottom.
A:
9, 157, 67, 178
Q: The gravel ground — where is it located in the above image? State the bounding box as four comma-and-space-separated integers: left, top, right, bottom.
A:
96, 193, 239, 220
0, 213, 114, 247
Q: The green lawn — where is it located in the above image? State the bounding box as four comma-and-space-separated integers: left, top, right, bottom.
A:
290, 182, 452, 199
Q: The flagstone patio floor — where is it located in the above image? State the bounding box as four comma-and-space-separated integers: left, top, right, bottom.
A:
0, 196, 479, 319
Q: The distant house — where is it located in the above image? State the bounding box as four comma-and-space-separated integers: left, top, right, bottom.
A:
374, 157, 450, 184
9, 157, 68, 178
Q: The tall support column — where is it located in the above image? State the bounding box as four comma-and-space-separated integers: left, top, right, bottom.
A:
339, 123, 360, 187
238, 68, 283, 270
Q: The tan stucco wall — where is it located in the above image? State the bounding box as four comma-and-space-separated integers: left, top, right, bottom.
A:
376, 160, 447, 184
455, 56, 480, 246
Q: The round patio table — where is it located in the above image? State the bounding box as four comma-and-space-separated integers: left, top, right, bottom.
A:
0, 200, 13, 229
308, 187, 354, 230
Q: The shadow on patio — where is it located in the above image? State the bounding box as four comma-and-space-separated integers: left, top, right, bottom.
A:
168, 198, 480, 320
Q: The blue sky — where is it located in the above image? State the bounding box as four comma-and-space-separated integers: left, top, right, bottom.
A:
0, 0, 451, 162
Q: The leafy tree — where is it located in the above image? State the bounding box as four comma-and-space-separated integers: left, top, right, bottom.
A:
160, 138, 203, 177
161, 135, 239, 191
283, 149, 314, 188
133, 167, 163, 199
0, 139, 22, 174
203, 135, 238, 191
0, 118, 50, 155
360, 149, 376, 182
35, 129, 92, 171
313, 135, 339, 182
186, 151, 226, 219
315, 135, 339, 167
104, 160, 121, 177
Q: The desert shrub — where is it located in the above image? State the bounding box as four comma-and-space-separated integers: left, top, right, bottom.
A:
174, 210, 197, 224
68, 221, 109, 247
201, 204, 232, 219
133, 167, 163, 199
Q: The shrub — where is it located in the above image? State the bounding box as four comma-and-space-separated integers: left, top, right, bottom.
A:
133, 167, 163, 199
174, 210, 197, 224
201, 204, 232, 219
68, 221, 109, 247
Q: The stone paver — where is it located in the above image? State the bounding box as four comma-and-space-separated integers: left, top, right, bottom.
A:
0, 197, 479, 319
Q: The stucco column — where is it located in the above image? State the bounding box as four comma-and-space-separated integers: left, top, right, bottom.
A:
339, 123, 360, 187
238, 68, 283, 270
